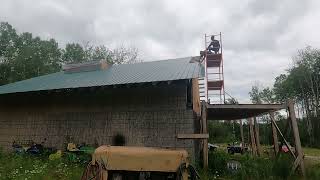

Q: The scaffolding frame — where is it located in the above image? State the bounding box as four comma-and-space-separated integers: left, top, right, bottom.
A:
203, 32, 225, 104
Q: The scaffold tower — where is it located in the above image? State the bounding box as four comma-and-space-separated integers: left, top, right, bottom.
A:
199, 32, 225, 104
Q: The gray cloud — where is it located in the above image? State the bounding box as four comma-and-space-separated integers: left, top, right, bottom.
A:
1, 0, 320, 102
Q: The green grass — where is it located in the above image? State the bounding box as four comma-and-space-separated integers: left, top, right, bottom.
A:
303, 147, 320, 156
1, 146, 320, 180
202, 149, 320, 180
0, 150, 86, 180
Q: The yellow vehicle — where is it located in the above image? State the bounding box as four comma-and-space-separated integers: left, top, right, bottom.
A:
81, 145, 199, 180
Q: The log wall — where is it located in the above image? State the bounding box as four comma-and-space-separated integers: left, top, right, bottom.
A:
0, 81, 199, 159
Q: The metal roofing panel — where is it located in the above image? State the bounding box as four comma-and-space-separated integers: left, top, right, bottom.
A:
0, 56, 204, 95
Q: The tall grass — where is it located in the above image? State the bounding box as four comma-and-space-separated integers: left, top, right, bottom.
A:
1, 147, 320, 180
0, 148, 86, 180
203, 150, 304, 180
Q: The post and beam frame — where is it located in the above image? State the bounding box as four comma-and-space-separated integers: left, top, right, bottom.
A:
201, 101, 208, 168
268, 100, 305, 176
202, 99, 305, 176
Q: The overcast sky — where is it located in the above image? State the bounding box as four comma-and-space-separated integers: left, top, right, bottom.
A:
1, 0, 320, 102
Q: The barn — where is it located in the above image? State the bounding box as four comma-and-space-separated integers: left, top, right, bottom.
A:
0, 57, 204, 160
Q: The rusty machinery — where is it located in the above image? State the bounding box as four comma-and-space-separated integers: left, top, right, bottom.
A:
81, 145, 200, 180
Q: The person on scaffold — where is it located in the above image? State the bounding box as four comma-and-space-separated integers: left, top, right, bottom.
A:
207, 35, 220, 54
199, 35, 221, 62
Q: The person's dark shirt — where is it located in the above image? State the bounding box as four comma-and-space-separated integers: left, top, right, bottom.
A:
207, 40, 220, 50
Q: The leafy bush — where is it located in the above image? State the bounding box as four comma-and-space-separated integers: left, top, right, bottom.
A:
235, 156, 273, 180
205, 150, 296, 180
233, 154, 293, 179
208, 150, 229, 176
272, 154, 292, 179
208, 122, 238, 143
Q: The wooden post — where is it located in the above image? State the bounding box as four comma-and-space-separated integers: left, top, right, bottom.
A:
270, 114, 296, 158
254, 117, 262, 156
201, 102, 208, 168
240, 119, 244, 148
288, 99, 305, 176
269, 112, 279, 156
192, 78, 201, 116
248, 118, 257, 156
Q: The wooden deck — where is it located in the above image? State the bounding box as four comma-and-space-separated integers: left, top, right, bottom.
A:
206, 103, 286, 120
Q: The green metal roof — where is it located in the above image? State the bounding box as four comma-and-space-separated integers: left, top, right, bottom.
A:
0, 56, 204, 95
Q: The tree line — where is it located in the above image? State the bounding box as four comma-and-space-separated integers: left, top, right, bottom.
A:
248, 46, 320, 147
209, 47, 320, 148
0, 22, 139, 85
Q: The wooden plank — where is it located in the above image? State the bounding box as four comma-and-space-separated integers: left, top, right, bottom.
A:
201, 102, 208, 169
269, 112, 279, 156
288, 99, 305, 176
177, 134, 209, 139
291, 154, 303, 174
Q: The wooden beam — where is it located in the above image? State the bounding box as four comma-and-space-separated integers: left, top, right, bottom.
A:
177, 134, 209, 139
201, 102, 208, 169
270, 113, 296, 159
269, 112, 279, 156
206, 103, 286, 110
288, 99, 305, 176
254, 117, 262, 156
292, 154, 303, 174
192, 78, 201, 116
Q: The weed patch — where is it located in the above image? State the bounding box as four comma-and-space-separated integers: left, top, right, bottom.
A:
0, 149, 86, 180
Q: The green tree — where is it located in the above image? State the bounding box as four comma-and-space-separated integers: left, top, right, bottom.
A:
249, 85, 276, 104
249, 85, 262, 104
274, 47, 320, 146
254, 47, 320, 147
109, 46, 140, 64
0, 22, 19, 84
0, 22, 140, 85
62, 43, 85, 63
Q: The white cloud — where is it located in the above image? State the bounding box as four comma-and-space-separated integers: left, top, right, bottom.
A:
0, 0, 319, 102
